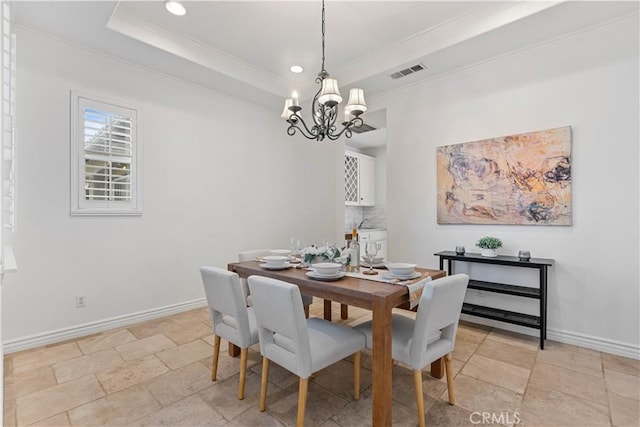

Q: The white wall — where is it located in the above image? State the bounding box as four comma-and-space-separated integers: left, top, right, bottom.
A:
378, 16, 639, 356
2, 28, 340, 347
362, 145, 387, 206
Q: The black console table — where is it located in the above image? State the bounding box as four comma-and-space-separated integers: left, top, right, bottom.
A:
435, 251, 554, 349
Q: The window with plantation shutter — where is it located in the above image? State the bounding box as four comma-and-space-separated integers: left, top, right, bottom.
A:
70, 92, 141, 215
2, 2, 16, 231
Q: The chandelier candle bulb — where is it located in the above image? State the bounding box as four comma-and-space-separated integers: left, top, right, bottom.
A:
281, 99, 294, 119
291, 91, 299, 107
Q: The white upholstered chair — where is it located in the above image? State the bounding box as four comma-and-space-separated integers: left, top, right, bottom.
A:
238, 249, 313, 317
200, 266, 259, 400
354, 274, 469, 427
248, 275, 365, 427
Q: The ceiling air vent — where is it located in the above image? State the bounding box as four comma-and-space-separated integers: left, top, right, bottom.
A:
389, 63, 426, 80
351, 123, 377, 134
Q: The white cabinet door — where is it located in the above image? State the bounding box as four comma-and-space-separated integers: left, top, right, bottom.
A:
344, 152, 359, 206
358, 154, 375, 206
345, 151, 375, 206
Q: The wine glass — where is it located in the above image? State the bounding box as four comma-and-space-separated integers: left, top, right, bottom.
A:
290, 237, 302, 260
364, 241, 378, 275
290, 237, 298, 251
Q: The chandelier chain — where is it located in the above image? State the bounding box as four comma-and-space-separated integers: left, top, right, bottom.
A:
321, 0, 326, 72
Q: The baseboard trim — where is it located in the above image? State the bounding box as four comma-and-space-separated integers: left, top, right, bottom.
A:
3, 298, 208, 354
546, 328, 640, 360
460, 314, 640, 359
6, 302, 639, 360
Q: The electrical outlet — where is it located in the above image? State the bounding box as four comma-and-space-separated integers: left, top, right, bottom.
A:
76, 295, 86, 308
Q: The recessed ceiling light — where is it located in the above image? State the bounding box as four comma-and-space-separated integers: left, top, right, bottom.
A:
164, 0, 186, 16
290, 65, 304, 74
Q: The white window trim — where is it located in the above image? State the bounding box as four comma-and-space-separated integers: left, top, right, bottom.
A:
70, 91, 142, 216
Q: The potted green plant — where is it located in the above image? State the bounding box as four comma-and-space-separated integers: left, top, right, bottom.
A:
476, 237, 503, 257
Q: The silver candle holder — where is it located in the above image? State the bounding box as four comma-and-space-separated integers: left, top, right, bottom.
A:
518, 250, 531, 261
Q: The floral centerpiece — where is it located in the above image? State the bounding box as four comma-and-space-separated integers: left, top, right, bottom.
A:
300, 245, 341, 265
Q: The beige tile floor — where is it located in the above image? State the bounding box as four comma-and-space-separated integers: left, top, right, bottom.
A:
4, 300, 639, 426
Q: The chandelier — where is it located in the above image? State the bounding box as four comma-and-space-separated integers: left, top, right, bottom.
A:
281, 0, 367, 141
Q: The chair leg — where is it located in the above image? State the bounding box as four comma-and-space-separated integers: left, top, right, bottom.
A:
259, 357, 270, 411
304, 305, 310, 319
296, 377, 309, 427
341, 304, 348, 319
238, 348, 248, 400
353, 351, 361, 400
414, 369, 426, 427
211, 335, 221, 381
445, 352, 456, 405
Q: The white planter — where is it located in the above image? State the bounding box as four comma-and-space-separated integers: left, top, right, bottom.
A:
480, 248, 498, 257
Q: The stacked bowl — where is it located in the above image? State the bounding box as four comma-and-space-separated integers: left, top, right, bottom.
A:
384, 263, 417, 278
311, 263, 342, 277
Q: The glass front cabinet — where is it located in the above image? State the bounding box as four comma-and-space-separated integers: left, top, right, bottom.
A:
345, 151, 375, 206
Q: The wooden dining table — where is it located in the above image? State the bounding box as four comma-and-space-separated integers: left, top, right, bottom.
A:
228, 261, 446, 427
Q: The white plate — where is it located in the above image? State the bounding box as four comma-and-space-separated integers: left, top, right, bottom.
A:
381, 271, 422, 280
306, 271, 346, 281
310, 269, 343, 278
260, 262, 292, 270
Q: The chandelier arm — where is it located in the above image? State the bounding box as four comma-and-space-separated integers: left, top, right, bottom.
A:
288, 114, 320, 140
287, 122, 317, 140
350, 116, 364, 128
327, 117, 363, 140
324, 108, 337, 136
311, 90, 324, 127
328, 105, 341, 131
327, 128, 351, 141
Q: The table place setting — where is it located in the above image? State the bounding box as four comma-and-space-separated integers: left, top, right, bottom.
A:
259, 255, 292, 270
257, 249, 300, 270
251, 245, 432, 307
345, 263, 420, 284
345, 263, 432, 309
305, 262, 345, 281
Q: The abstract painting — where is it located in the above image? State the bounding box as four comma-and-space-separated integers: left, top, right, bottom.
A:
437, 126, 572, 225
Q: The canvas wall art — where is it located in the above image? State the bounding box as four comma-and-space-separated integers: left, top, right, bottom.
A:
436, 126, 572, 225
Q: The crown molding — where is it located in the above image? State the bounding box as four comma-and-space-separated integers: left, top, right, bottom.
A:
332, 1, 562, 88
107, 6, 291, 98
